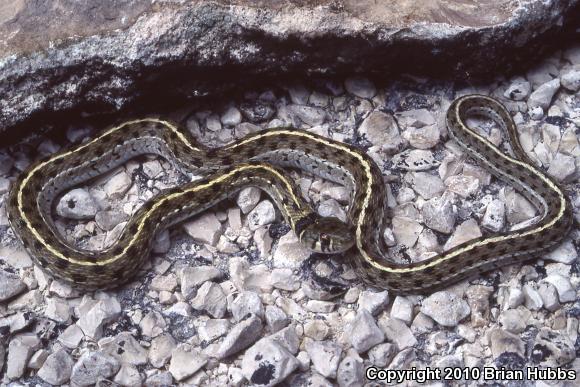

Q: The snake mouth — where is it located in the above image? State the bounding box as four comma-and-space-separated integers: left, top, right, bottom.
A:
299, 216, 355, 254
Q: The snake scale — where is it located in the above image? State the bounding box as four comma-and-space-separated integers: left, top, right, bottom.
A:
7, 95, 573, 294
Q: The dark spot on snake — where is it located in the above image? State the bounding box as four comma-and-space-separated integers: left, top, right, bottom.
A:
52, 158, 64, 165
413, 279, 422, 287
71, 273, 87, 283
221, 156, 233, 165
206, 149, 217, 158
92, 265, 106, 274
33, 241, 43, 251
53, 259, 69, 270
37, 257, 47, 267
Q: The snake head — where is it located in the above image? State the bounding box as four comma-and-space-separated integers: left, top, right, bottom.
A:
299, 216, 355, 254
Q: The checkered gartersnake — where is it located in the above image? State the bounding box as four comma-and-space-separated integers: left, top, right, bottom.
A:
7, 95, 573, 293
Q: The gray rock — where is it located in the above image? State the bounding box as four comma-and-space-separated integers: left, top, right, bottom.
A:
390, 296, 414, 324
443, 219, 482, 251
71, 351, 121, 386
183, 212, 222, 246
407, 172, 445, 200
198, 319, 231, 342
215, 314, 263, 359
420, 291, 470, 327
95, 209, 128, 231
544, 240, 578, 264
114, 364, 143, 387
168, 344, 208, 382
358, 111, 403, 150
28, 349, 49, 369
367, 343, 396, 367
247, 200, 276, 231
489, 328, 525, 358
76, 297, 121, 339
228, 367, 245, 387
392, 149, 438, 171
1, 311, 34, 334
482, 199, 506, 232
547, 153, 576, 182
103, 171, 132, 198
269, 326, 300, 354
537, 283, 560, 311
378, 316, 418, 350
0, 270, 27, 301
6, 333, 40, 379
37, 349, 74, 385
55, 188, 98, 220
498, 308, 530, 334
241, 338, 299, 386
237, 187, 262, 214
149, 333, 176, 368
1, 1, 577, 134
422, 195, 456, 234
348, 310, 385, 353
179, 265, 222, 299
190, 281, 227, 318
139, 310, 167, 338
58, 324, 84, 349
357, 290, 389, 316
271, 268, 300, 291
345, 77, 376, 99
523, 284, 544, 310
528, 78, 561, 110
532, 327, 575, 367
221, 106, 243, 126
288, 104, 327, 126
504, 78, 531, 100
304, 320, 330, 341
100, 332, 148, 366
146, 371, 174, 387
272, 231, 312, 269
544, 274, 576, 303
306, 340, 342, 379
337, 353, 364, 387
265, 305, 290, 333
561, 69, 580, 91
231, 291, 265, 321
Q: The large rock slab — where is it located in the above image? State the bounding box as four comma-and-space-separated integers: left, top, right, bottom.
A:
1, 0, 579, 136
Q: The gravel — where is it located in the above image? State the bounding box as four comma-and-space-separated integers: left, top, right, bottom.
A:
1, 51, 580, 385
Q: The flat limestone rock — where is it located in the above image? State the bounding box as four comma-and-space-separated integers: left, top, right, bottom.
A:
1, 0, 579, 135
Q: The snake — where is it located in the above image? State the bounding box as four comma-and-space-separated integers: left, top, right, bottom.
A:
6, 95, 573, 293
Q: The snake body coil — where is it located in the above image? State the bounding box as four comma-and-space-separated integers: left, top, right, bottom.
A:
7, 95, 573, 293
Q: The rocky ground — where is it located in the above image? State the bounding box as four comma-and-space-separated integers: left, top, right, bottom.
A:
0, 44, 579, 386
